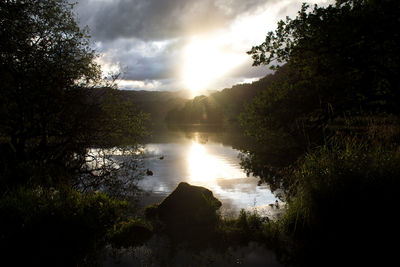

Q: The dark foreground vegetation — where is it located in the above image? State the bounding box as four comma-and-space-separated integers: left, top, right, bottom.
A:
0, 1, 149, 265
1, 0, 400, 266
238, 0, 400, 265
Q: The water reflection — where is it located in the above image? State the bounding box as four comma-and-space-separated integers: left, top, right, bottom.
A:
103, 131, 283, 267
188, 141, 243, 184
103, 239, 282, 267
139, 132, 279, 216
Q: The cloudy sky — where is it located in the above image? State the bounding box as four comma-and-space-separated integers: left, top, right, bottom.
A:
74, 0, 332, 95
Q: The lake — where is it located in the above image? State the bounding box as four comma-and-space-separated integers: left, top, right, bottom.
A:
103, 128, 284, 266
138, 128, 281, 217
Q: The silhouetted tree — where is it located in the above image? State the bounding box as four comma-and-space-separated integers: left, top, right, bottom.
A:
247, 0, 400, 118
240, 1, 400, 265
0, 0, 147, 190
241, 0, 400, 185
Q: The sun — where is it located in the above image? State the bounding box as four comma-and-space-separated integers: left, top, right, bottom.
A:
182, 38, 245, 96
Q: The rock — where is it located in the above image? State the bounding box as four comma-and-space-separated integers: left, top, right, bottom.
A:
145, 182, 223, 244
150, 182, 222, 230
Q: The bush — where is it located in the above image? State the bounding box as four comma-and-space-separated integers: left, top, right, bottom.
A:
277, 140, 400, 265
0, 186, 127, 266
109, 218, 153, 248
217, 209, 268, 245
144, 203, 159, 219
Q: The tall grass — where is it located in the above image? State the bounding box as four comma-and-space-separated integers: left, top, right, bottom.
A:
273, 136, 400, 265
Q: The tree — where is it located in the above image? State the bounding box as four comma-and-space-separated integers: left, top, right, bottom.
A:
240, 2, 400, 264
0, 0, 147, 190
241, 0, 400, 188
0, 2, 149, 264
247, 0, 400, 118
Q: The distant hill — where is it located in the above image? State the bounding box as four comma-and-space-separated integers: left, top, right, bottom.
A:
117, 90, 189, 123
92, 72, 278, 126
164, 72, 280, 125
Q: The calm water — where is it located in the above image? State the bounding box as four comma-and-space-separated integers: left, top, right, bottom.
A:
103, 129, 284, 267
138, 130, 280, 217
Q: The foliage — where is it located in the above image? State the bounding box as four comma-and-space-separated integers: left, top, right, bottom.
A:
238, 0, 400, 265
271, 140, 400, 265
164, 74, 278, 125
0, 0, 99, 184
144, 203, 159, 219
0, 0, 148, 190
241, 0, 400, 188
108, 217, 153, 249
166, 95, 225, 124
217, 210, 267, 245
248, 0, 400, 117
0, 186, 128, 266
118, 89, 189, 124
0, 1, 150, 264
72, 89, 148, 197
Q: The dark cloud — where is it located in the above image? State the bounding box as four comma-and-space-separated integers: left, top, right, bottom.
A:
96, 37, 185, 80
76, 0, 273, 42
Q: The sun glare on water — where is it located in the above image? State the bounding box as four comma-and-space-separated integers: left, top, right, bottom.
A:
187, 140, 243, 186
182, 38, 245, 97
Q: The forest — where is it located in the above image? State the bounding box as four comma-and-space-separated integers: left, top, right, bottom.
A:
1, 0, 399, 266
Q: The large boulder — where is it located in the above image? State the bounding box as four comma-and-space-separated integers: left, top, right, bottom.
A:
146, 182, 222, 234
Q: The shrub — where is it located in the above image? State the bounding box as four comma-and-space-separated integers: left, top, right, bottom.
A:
0, 186, 127, 266
278, 140, 400, 265
217, 209, 267, 245
108, 218, 152, 248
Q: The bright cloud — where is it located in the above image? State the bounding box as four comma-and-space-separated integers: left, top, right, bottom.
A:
75, 0, 334, 93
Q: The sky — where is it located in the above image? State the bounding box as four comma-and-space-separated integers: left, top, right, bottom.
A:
74, 0, 333, 95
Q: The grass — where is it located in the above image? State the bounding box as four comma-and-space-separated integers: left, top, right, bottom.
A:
0, 186, 133, 266
270, 137, 400, 266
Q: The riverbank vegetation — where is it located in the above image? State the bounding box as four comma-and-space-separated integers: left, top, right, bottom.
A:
238, 0, 400, 265
2, 0, 400, 266
0, 1, 148, 265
